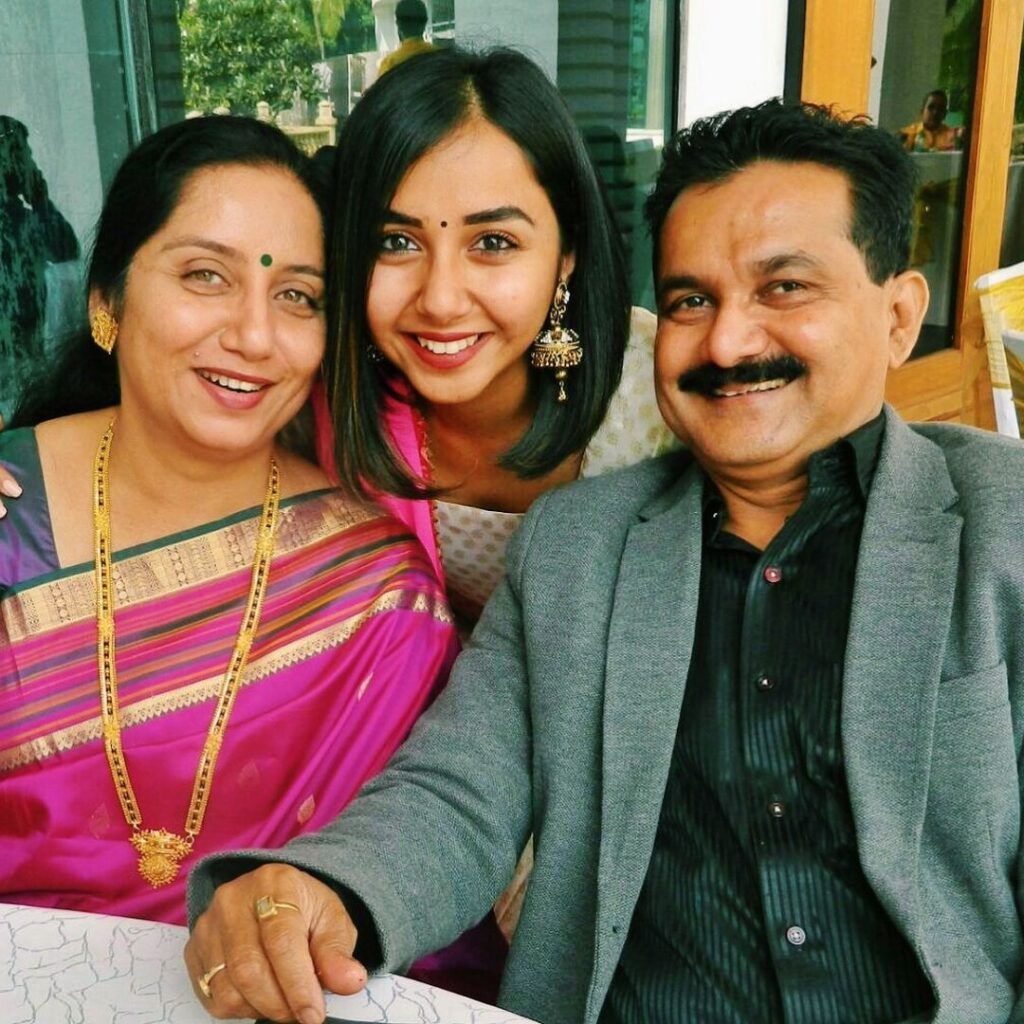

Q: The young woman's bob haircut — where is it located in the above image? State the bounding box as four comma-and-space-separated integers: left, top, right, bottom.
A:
323, 46, 630, 497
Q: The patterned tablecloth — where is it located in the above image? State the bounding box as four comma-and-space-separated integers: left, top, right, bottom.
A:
0, 903, 538, 1024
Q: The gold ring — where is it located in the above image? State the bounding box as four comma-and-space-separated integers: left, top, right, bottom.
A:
255, 895, 301, 920
198, 961, 227, 998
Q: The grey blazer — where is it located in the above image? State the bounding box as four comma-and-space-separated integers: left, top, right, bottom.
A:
190, 408, 1024, 1024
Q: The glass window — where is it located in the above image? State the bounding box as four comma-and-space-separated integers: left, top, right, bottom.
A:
1, 0, 675, 422
1000, 31, 1024, 268
1, 0, 118, 423
175, 0, 674, 307
869, 0, 981, 358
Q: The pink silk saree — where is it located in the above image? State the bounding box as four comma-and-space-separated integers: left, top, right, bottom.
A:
314, 377, 440, 582
314, 382, 509, 999
0, 429, 457, 925
377, 392, 439, 576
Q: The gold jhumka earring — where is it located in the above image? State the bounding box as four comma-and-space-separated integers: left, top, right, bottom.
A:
91, 310, 119, 354
530, 279, 581, 402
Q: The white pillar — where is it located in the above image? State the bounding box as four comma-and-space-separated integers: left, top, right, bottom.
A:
678, 0, 788, 127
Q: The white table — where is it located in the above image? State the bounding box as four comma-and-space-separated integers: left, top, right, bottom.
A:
0, 903, 538, 1024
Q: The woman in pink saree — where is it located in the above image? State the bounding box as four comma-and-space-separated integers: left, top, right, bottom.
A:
0, 116, 456, 926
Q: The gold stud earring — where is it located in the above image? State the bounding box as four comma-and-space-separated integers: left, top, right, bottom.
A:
91, 309, 119, 354
529, 279, 581, 402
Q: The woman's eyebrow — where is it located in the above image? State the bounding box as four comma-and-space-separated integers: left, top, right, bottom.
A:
382, 206, 536, 227
160, 236, 239, 257
464, 205, 535, 226
159, 237, 322, 277
282, 264, 324, 278
383, 209, 421, 226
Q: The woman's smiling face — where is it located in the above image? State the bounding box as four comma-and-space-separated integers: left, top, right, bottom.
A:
104, 163, 325, 461
365, 118, 574, 410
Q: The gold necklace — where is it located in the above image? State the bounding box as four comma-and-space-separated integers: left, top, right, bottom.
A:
93, 420, 280, 888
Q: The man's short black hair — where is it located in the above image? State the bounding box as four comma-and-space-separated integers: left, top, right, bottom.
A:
396, 0, 428, 36
645, 99, 916, 285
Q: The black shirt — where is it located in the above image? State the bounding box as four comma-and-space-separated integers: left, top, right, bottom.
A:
601, 414, 934, 1024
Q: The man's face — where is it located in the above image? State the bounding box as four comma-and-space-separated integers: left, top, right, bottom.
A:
922, 93, 947, 129
653, 160, 919, 489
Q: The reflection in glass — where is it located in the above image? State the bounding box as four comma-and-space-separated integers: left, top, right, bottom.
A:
983, 32, 1024, 438
0, 0, 673, 385
870, 0, 980, 357
0, 117, 81, 426
999, 32, 1024, 268
173, 0, 673, 307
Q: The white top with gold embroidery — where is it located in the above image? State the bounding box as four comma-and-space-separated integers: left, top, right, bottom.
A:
435, 307, 677, 612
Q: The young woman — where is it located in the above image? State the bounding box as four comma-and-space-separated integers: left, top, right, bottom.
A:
319, 47, 676, 629
304, 47, 676, 998
0, 116, 456, 926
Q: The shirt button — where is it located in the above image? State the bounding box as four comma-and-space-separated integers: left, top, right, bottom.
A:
756, 675, 774, 691
768, 801, 786, 818
786, 925, 806, 947
763, 565, 783, 584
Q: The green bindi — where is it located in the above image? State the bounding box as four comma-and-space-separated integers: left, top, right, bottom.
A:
260, 253, 273, 267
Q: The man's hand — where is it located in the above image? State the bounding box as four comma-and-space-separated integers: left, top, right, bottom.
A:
184, 863, 367, 1024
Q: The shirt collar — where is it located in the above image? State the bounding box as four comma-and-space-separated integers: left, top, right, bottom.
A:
819, 409, 884, 501
806, 409, 886, 501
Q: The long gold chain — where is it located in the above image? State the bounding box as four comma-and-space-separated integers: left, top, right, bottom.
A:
413, 405, 446, 578
94, 419, 280, 888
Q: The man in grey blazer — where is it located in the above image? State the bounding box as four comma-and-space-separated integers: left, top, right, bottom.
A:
186, 101, 1024, 1024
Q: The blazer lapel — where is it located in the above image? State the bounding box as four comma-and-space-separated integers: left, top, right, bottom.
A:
588, 464, 704, 1009
842, 412, 962, 932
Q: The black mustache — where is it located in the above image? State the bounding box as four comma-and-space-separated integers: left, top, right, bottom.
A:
677, 355, 807, 396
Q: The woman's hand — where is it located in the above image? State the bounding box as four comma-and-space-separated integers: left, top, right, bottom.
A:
184, 863, 367, 1024
0, 467, 21, 519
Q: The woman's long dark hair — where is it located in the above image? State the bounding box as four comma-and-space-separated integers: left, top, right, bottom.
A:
13, 115, 327, 427
324, 46, 630, 498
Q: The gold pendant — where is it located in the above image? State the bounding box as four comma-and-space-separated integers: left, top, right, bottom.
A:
131, 829, 192, 888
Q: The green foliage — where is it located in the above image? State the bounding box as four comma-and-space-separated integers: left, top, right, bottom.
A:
312, 0, 347, 43
178, 0, 322, 116
331, 0, 375, 56
938, 0, 1024, 128
937, 0, 980, 115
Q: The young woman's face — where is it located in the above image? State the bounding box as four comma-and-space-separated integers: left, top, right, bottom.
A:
366, 118, 574, 409
103, 164, 325, 461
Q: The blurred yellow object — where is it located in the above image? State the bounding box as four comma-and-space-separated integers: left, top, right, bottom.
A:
377, 38, 435, 76
975, 261, 1024, 437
